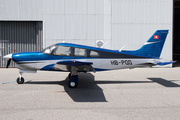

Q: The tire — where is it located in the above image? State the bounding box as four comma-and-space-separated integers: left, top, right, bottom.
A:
68, 82, 78, 88
16, 77, 25, 84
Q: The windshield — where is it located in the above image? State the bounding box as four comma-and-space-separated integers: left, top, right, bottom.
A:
42, 44, 57, 54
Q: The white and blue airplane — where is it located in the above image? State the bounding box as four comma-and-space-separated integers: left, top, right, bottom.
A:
3, 30, 175, 88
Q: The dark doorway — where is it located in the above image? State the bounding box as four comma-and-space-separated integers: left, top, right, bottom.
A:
173, 0, 180, 66
0, 21, 43, 67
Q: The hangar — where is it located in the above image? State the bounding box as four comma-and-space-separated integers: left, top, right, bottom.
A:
0, 0, 179, 67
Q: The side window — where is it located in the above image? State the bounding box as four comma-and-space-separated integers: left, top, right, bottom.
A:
53, 46, 71, 56
90, 51, 99, 57
74, 48, 87, 57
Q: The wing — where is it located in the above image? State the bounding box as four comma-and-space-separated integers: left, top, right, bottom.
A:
50, 60, 94, 72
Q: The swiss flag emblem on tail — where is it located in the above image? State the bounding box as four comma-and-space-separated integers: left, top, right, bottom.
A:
154, 35, 159, 39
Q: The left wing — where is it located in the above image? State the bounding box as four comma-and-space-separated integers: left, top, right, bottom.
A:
51, 60, 94, 72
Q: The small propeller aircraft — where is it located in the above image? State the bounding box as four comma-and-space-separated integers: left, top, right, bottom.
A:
3, 30, 175, 88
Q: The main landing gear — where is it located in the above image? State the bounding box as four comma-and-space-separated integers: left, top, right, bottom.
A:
68, 75, 78, 88
16, 72, 25, 84
68, 66, 79, 88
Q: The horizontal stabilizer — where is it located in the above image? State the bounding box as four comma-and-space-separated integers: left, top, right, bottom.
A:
136, 61, 176, 68
156, 61, 176, 66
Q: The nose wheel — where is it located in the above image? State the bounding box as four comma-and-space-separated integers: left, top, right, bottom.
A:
16, 77, 25, 84
16, 72, 25, 84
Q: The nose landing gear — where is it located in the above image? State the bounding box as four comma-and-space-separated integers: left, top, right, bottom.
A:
16, 72, 25, 84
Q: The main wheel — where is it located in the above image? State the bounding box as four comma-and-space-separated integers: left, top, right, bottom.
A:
68, 82, 78, 88
16, 77, 25, 84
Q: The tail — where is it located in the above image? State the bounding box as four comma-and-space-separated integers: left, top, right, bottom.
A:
121, 30, 169, 58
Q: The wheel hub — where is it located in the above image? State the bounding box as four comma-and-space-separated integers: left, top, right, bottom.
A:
70, 82, 75, 87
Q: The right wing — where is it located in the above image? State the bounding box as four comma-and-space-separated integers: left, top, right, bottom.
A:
50, 60, 94, 72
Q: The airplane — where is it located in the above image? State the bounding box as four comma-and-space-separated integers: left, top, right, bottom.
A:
3, 30, 175, 88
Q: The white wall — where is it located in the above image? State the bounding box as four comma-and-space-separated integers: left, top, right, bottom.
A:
43, 0, 112, 49
0, 0, 173, 66
111, 0, 173, 67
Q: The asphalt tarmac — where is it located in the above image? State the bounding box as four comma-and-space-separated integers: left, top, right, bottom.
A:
1, 68, 180, 120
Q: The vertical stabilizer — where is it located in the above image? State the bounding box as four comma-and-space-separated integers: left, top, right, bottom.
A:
121, 30, 169, 58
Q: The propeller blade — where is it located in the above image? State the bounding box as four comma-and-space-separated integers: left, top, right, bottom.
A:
6, 58, 11, 68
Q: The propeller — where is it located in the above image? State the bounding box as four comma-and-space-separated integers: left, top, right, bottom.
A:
3, 53, 13, 68
6, 58, 11, 68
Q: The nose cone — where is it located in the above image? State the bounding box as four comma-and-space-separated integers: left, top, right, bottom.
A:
3, 53, 12, 59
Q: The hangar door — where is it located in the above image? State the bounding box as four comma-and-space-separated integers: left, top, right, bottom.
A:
0, 21, 43, 67
174, 0, 180, 66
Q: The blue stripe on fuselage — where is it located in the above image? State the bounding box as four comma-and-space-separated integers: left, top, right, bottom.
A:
12, 52, 106, 63
12, 43, 157, 63
12, 51, 155, 63
12, 52, 41, 62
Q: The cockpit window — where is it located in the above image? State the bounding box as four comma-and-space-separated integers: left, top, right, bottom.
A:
53, 46, 71, 56
42, 44, 57, 54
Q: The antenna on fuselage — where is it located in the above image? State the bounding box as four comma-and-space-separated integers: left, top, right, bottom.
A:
119, 45, 126, 52
100, 42, 108, 48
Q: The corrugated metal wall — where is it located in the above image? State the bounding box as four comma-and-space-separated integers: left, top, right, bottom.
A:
0, 21, 43, 67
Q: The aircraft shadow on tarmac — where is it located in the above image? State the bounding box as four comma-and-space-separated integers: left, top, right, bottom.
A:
25, 73, 108, 102
148, 78, 180, 87
25, 73, 180, 102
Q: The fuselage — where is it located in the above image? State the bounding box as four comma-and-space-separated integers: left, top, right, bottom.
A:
10, 43, 157, 72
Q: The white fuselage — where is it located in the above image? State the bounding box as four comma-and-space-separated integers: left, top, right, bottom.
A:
16, 58, 155, 71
